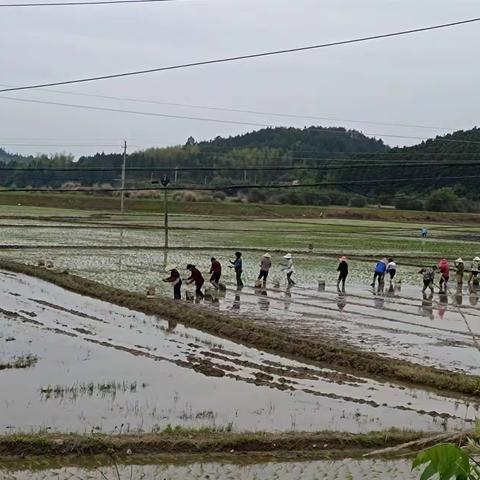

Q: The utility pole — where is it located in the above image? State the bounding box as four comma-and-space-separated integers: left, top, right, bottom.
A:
161, 175, 170, 267
120, 140, 127, 214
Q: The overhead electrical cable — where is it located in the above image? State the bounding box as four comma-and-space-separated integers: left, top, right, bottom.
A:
0, 175, 479, 193
3, 97, 480, 145
0, 0, 176, 7
18, 86, 452, 131
0, 17, 479, 93
1, 162, 480, 173
4, 96, 480, 144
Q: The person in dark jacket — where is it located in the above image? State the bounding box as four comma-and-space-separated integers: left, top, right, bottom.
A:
337, 256, 348, 292
209, 257, 222, 288
163, 265, 182, 300
186, 264, 204, 298
230, 251, 244, 288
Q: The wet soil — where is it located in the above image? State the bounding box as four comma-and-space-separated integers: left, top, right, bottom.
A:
0, 430, 430, 458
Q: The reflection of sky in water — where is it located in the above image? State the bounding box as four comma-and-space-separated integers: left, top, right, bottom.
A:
2, 271, 474, 435
1, 458, 421, 480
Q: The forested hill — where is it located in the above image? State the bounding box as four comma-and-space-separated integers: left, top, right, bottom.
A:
1, 126, 480, 211
200, 126, 387, 153
0, 126, 388, 188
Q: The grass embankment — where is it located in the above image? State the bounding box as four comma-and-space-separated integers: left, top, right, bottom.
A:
2, 259, 480, 397
0, 430, 429, 459
1, 191, 480, 223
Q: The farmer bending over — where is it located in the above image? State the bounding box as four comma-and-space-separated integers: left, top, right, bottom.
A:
163, 265, 182, 300
438, 258, 450, 293
186, 264, 205, 298
420, 266, 436, 295
209, 257, 222, 289
371, 258, 387, 289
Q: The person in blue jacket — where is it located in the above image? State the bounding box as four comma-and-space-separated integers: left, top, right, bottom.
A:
229, 251, 244, 288
371, 258, 387, 289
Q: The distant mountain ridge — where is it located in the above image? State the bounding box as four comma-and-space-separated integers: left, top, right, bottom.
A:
1, 126, 479, 212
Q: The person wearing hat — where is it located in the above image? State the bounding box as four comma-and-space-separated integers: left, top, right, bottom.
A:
337, 256, 348, 292
438, 258, 450, 293
209, 257, 222, 289
454, 258, 465, 287
186, 264, 205, 298
258, 253, 272, 287
282, 253, 295, 286
419, 265, 436, 295
229, 251, 244, 288
468, 257, 480, 285
163, 265, 182, 300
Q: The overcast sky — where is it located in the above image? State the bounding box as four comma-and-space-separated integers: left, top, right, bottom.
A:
0, 0, 479, 158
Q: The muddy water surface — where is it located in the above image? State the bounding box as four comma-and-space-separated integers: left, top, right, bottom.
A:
0, 270, 476, 434
0, 458, 419, 480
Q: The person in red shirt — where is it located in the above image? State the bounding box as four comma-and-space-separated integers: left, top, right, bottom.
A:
438, 258, 450, 293
209, 257, 222, 288
186, 264, 204, 298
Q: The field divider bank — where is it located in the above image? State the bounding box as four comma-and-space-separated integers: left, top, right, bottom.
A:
0, 430, 438, 459
1, 258, 480, 398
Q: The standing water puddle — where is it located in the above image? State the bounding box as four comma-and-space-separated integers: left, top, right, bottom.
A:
0, 270, 477, 434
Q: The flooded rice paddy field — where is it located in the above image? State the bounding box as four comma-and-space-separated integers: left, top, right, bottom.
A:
0, 458, 420, 480
1, 270, 477, 435
1, 208, 480, 257
2, 244, 480, 375
1, 211, 480, 375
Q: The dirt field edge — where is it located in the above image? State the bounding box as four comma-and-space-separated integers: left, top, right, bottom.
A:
0, 430, 430, 459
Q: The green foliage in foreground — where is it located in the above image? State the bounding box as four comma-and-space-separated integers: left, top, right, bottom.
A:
413, 444, 474, 480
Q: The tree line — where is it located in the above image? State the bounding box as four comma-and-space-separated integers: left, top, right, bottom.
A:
1, 126, 479, 212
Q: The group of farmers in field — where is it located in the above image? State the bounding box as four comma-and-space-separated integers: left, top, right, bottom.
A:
419, 256, 480, 294
162, 251, 296, 300
161, 249, 480, 301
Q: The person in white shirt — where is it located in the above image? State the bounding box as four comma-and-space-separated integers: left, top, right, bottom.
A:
282, 253, 295, 286
386, 258, 397, 285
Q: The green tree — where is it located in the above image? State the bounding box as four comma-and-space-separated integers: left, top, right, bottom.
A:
424, 188, 461, 212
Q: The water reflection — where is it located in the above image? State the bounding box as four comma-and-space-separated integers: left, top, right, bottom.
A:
372, 294, 385, 309
336, 293, 347, 311
469, 284, 479, 306
438, 293, 448, 320
231, 289, 241, 310
419, 293, 434, 320
283, 287, 292, 311
255, 287, 270, 311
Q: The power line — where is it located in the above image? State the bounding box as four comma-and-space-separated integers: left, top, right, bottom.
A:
25, 87, 452, 131
0, 96, 272, 128
1, 17, 479, 93
0, 143, 128, 148
3, 95, 476, 145
0, 175, 478, 192
1, 161, 480, 173
3, 96, 480, 147
0, 0, 175, 7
